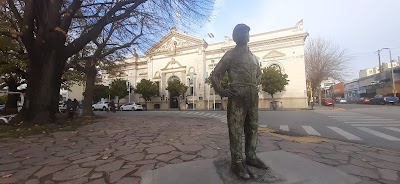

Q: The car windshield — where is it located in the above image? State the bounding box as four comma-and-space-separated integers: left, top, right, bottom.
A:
125, 103, 133, 105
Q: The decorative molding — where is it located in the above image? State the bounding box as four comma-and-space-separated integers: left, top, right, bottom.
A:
262, 50, 286, 59
146, 29, 207, 56
154, 71, 161, 79
162, 58, 184, 71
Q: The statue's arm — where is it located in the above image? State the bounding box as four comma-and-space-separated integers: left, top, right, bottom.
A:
210, 53, 230, 96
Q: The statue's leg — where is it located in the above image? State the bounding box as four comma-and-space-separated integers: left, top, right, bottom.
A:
245, 91, 268, 169
244, 100, 258, 160
227, 98, 250, 179
227, 98, 245, 164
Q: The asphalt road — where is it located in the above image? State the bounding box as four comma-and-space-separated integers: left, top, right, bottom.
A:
95, 104, 400, 151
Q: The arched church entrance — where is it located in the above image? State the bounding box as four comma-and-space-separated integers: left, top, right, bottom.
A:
168, 76, 180, 109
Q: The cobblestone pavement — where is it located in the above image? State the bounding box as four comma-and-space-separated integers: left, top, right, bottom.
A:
0, 116, 399, 184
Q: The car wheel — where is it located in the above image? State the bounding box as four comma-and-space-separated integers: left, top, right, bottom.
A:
132, 107, 135, 111
102, 107, 106, 111
92, 107, 95, 111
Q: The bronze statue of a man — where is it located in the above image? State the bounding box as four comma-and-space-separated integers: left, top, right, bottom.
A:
211, 24, 268, 179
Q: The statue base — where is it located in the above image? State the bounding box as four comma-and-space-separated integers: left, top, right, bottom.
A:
140, 150, 361, 184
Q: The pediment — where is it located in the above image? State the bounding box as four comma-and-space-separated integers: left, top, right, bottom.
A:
146, 28, 207, 55
161, 58, 186, 71
262, 50, 286, 59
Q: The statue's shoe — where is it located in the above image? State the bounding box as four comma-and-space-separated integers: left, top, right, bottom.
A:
246, 157, 269, 169
232, 163, 251, 179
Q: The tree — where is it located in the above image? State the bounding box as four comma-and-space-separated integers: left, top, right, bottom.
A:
109, 79, 131, 108
208, 71, 229, 110
134, 79, 158, 110
0, 16, 27, 112
260, 66, 289, 110
93, 85, 109, 103
166, 79, 188, 100
2, 0, 214, 125
305, 37, 350, 105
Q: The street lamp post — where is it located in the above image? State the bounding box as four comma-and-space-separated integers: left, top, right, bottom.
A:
382, 48, 396, 97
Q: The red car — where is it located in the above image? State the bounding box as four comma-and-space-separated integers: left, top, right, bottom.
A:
357, 97, 370, 104
322, 98, 334, 106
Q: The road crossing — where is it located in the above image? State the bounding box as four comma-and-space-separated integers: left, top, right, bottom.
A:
315, 110, 400, 142
163, 110, 400, 142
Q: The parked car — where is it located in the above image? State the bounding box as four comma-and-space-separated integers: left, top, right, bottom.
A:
335, 98, 347, 104
322, 98, 334, 106
120, 103, 144, 111
370, 95, 399, 105
92, 101, 109, 111
357, 97, 370, 104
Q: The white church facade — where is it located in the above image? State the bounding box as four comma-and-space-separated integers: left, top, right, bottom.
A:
101, 20, 309, 110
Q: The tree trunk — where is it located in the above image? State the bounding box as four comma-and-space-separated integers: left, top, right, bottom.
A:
13, 51, 66, 125
5, 78, 19, 114
144, 100, 147, 111
81, 64, 97, 116
271, 95, 277, 110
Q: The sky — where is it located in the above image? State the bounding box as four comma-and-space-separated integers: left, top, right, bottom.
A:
190, 0, 400, 81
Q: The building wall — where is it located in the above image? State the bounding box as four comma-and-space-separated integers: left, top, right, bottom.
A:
60, 83, 85, 102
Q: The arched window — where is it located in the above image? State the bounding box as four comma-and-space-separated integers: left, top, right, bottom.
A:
268, 64, 281, 71
168, 75, 180, 83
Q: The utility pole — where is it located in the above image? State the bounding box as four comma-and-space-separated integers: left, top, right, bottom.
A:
377, 50, 382, 73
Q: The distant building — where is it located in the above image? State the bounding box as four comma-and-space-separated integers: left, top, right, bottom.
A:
60, 83, 85, 102
359, 61, 400, 78
102, 20, 310, 110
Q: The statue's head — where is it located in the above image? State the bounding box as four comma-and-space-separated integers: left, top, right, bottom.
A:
232, 24, 250, 45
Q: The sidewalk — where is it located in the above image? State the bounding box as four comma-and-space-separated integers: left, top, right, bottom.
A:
0, 116, 399, 184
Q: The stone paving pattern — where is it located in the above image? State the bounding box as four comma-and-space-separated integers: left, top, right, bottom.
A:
0, 116, 399, 184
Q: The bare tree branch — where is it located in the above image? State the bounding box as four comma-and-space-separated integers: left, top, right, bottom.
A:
305, 37, 351, 98
65, 0, 147, 57
60, 0, 83, 31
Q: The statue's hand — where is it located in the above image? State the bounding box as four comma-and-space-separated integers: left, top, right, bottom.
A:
220, 89, 237, 98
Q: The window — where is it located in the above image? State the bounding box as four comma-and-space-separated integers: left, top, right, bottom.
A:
189, 86, 194, 95
155, 82, 160, 96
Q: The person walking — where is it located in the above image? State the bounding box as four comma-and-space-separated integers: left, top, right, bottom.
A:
73, 99, 80, 117
65, 99, 74, 122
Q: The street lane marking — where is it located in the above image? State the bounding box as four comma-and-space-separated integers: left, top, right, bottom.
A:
327, 126, 363, 141
385, 127, 400, 133
357, 127, 400, 141
334, 119, 392, 121
352, 124, 400, 127
280, 125, 289, 131
329, 116, 378, 118
344, 122, 400, 124
302, 126, 321, 136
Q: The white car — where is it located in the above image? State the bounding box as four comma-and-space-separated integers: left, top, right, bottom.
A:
120, 103, 143, 111
92, 101, 109, 111
339, 98, 347, 104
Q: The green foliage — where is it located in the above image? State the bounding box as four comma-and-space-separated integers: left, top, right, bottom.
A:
166, 79, 188, 97
109, 79, 130, 100
134, 79, 158, 101
260, 67, 289, 98
93, 85, 109, 102
220, 72, 230, 90
0, 20, 28, 87
0, 95, 7, 104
